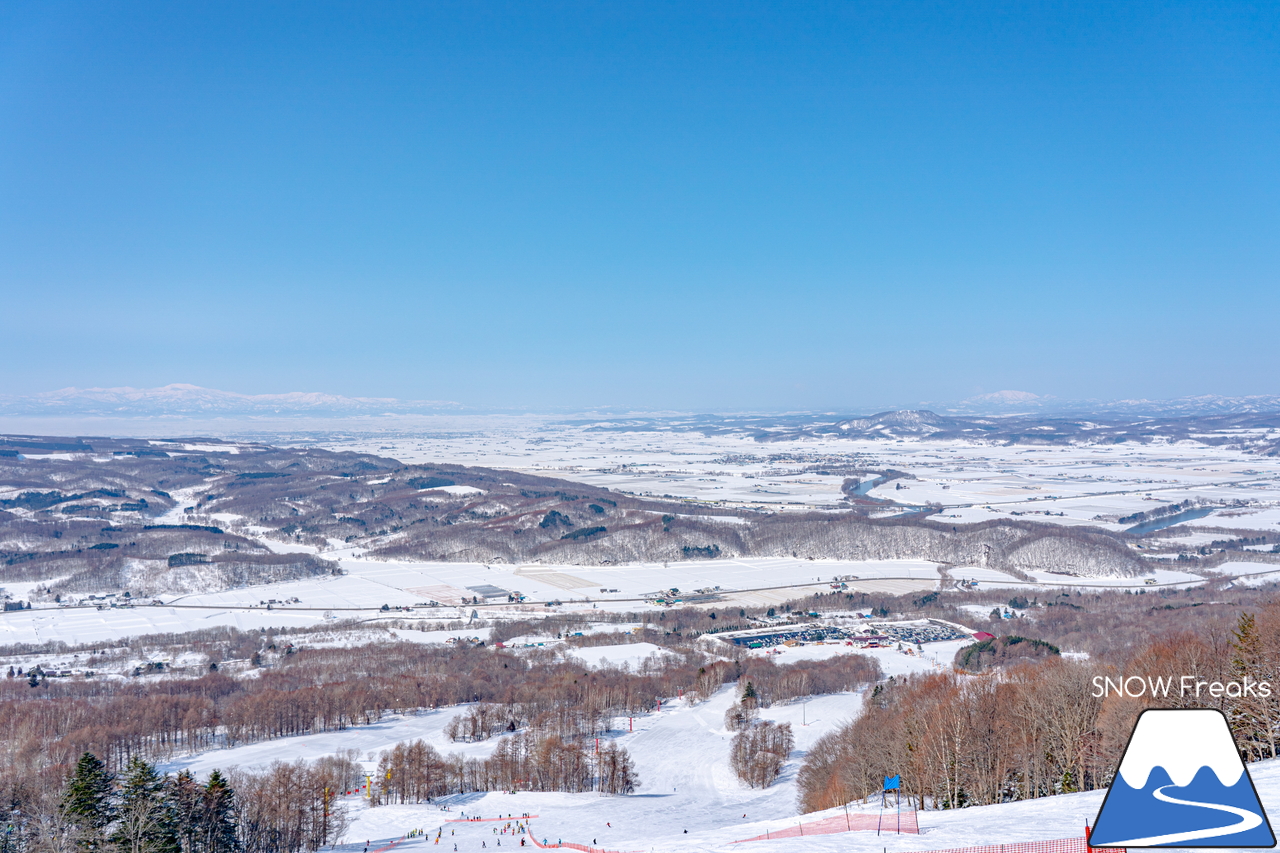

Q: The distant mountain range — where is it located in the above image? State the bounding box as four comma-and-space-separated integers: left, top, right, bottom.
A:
0, 383, 1277, 420
0, 384, 462, 417
940, 390, 1280, 417
813, 408, 1280, 451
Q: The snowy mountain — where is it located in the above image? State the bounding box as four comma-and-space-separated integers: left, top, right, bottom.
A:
835, 410, 950, 437
0, 384, 461, 416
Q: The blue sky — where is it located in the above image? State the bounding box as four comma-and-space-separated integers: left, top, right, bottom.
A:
2, 1, 1277, 411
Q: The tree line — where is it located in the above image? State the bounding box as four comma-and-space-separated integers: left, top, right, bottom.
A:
2, 620, 884, 775
374, 732, 637, 804
5, 746, 361, 853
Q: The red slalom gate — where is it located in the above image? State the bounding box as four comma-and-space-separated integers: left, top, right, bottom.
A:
733, 810, 920, 842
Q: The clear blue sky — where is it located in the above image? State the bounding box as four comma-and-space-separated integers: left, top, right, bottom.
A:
2, 2, 1277, 411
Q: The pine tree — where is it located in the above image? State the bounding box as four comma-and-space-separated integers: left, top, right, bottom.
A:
61, 751, 114, 851
113, 757, 179, 853
169, 771, 203, 853
202, 771, 239, 853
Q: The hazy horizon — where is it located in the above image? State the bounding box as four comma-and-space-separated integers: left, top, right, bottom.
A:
4, 382, 1280, 436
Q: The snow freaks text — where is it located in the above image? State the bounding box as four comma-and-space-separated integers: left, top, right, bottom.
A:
1091, 675, 1273, 699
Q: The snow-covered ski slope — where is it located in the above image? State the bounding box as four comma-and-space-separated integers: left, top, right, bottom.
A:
164, 682, 1280, 853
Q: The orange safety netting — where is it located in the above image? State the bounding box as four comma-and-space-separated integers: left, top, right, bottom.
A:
734, 810, 920, 842
525, 830, 640, 853
894, 838, 1124, 853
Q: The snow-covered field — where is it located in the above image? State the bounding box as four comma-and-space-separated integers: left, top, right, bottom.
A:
160, 679, 1280, 853
0, 557, 941, 646
949, 564, 1210, 589
289, 417, 1280, 531
6, 547, 1278, 648
5, 413, 1279, 526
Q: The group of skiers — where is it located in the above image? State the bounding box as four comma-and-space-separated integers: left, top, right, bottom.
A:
411, 814, 537, 850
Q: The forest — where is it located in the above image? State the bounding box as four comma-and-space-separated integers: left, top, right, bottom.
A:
796, 599, 1280, 814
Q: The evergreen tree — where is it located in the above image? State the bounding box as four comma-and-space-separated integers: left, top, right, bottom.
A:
61, 752, 114, 851
202, 771, 239, 853
113, 757, 179, 853
169, 771, 203, 853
